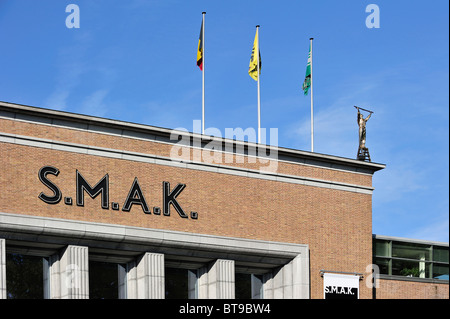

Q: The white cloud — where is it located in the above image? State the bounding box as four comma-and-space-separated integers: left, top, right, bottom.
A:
44, 33, 91, 110
408, 216, 450, 243
80, 89, 109, 117
45, 90, 70, 111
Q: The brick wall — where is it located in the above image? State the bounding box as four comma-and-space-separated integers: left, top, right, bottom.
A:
376, 279, 449, 299
0, 113, 377, 299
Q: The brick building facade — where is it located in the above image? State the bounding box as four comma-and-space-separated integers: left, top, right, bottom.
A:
1, 100, 429, 300
376, 278, 449, 299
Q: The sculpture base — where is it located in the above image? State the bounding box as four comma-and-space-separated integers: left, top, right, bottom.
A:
357, 147, 371, 162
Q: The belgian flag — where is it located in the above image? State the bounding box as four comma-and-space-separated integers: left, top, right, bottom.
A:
197, 20, 203, 71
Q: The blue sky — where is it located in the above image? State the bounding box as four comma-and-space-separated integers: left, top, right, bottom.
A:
0, 0, 448, 242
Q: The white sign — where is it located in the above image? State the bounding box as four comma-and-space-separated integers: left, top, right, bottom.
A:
323, 273, 360, 299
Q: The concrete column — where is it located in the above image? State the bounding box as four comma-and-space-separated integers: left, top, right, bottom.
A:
118, 264, 127, 299
124, 260, 137, 298
44, 254, 62, 299
135, 252, 165, 299
43, 257, 50, 298
196, 260, 235, 299
262, 270, 274, 298
0, 239, 5, 299
207, 259, 235, 299
59, 245, 89, 299
188, 270, 198, 299
196, 265, 209, 299
211, 259, 235, 299
292, 253, 310, 299
262, 254, 309, 299
251, 274, 263, 299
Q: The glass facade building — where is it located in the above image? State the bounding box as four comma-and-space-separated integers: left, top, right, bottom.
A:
373, 235, 449, 281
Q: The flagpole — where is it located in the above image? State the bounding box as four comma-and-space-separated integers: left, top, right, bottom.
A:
310, 37, 314, 152
256, 25, 261, 144
202, 12, 206, 135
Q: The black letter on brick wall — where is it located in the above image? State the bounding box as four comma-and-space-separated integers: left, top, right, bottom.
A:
122, 178, 150, 214
163, 181, 188, 218
76, 170, 109, 209
38, 166, 62, 204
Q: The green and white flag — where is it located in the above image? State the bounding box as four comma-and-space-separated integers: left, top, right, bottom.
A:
302, 43, 312, 95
